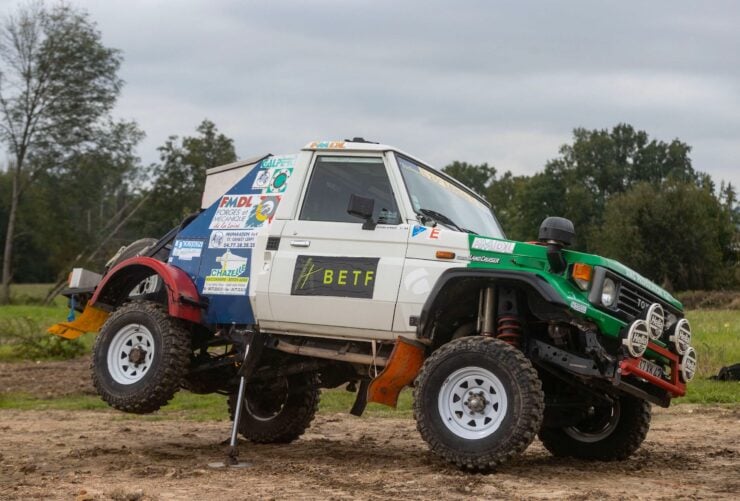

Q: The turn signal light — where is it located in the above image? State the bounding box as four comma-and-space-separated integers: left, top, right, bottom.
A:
572, 263, 593, 290
436, 250, 456, 260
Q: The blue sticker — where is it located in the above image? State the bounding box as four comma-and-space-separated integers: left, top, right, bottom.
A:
412, 225, 427, 237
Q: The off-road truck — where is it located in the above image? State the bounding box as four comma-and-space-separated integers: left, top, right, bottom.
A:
50, 138, 697, 470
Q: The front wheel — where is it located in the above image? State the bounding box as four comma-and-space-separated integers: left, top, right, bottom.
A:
538, 395, 651, 460
414, 337, 544, 471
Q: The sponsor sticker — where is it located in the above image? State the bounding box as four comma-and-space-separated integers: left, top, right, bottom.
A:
245, 196, 280, 228
267, 168, 292, 193
171, 239, 204, 261
208, 230, 258, 249
411, 225, 440, 239
570, 300, 588, 314
291, 255, 379, 298
209, 195, 280, 230
252, 169, 272, 190
202, 250, 250, 295
308, 141, 346, 149
412, 225, 427, 237
471, 238, 516, 254
210, 195, 254, 229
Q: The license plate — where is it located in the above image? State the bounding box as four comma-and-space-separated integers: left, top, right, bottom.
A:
638, 358, 664, 379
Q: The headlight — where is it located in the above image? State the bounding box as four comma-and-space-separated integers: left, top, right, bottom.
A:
601, 278, 617, 307
670, 318, 692, 355
623, 319, 650, 357
680, 346, 697, 382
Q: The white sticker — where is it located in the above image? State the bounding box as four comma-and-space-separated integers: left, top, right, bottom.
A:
202, 250, 250, 295
471, 255, 501, 264
570, 300, 588, 314
171, 240, 203, 261
210, 194, 254, 230
471, 238, 516, 254
209, 230, 258, 249
252, 169, 272, 190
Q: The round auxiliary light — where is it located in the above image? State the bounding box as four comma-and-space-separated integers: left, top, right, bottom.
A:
670, 318, 692, 355
623, 319, 650, 358
680, 346, 697, 382
645, 303, 665, 340
602, 278, 617, 307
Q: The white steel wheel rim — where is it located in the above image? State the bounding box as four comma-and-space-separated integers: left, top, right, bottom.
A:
107, 324, 155, 385
438, 366, 508, 440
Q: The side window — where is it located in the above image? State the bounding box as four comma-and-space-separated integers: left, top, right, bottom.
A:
300, 156, 401, 224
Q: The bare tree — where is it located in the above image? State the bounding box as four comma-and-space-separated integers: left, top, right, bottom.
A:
0, 2, 122, 303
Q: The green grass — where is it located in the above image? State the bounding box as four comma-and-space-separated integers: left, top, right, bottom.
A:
0, 389, 414, 420
0, 299, 737, 411
8, 283, 67, 307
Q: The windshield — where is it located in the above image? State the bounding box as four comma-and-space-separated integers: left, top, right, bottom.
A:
396, 154, 504, 238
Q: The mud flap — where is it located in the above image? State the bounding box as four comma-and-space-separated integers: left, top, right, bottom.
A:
367, 337, 426, 408
47, 305, 109, 339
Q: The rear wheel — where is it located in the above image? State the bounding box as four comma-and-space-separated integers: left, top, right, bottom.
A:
91, 301, 191, 414
228, 372, 320, 444
538, 395, 651, 460
414, 337, 544, 471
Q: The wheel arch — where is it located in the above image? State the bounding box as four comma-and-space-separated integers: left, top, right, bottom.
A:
418, 267, 569, 349
91, 256, 204, 324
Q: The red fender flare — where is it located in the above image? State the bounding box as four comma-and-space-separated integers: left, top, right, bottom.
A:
90, 256, 203, 324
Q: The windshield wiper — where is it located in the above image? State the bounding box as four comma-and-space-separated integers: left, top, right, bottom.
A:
418, 208, 476, 234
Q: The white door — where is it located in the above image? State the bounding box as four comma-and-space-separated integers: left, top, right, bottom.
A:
267, 154, 408, 337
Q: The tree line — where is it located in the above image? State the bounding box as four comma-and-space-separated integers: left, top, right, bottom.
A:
0, 3, 737, 304
443, 124, 739, 291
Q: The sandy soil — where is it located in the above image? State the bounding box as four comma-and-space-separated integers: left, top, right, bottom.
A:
0, 404, 737, 500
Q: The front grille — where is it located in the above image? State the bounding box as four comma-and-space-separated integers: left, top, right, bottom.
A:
617, 282, 654, 318
615, 279, 680, 325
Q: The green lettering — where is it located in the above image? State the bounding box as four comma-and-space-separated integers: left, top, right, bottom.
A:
364, 270, 374, 286
338, 270, 347, 285
352, 270, 362, 285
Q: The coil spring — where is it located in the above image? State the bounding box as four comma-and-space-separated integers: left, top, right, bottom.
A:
496, 315, 522, 348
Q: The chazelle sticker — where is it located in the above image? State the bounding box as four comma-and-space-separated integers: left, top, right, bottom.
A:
202, 250, 249, 295
171, 239, 204, 261
209, 230, 258, 249
471, 237, 516, 254
291, 256, 379, 299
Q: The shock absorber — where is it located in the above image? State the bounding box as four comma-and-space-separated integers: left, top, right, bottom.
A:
496, 315, 523, 348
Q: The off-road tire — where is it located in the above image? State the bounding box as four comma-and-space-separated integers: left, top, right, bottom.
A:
538, 395, 651, 461
228, 372, 320, 444
91, 301, 191, 414
414, 336, 544, 471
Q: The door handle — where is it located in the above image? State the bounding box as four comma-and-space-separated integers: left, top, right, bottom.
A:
290, 240, 311, 248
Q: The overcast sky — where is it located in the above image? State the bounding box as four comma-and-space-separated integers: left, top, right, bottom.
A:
4, 0, 740, 187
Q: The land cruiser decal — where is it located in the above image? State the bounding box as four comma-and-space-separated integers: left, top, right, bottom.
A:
291, 255, 379, 298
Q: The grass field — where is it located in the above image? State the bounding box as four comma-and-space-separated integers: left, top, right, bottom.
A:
0, 284, 737, 415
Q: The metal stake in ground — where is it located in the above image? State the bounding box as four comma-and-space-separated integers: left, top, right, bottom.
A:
209, 329, 266, 469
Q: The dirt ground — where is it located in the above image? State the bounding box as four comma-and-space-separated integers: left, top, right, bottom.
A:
1, 358, 739, 500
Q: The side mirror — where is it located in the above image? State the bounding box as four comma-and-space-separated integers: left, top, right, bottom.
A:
347, 194, 376, 230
